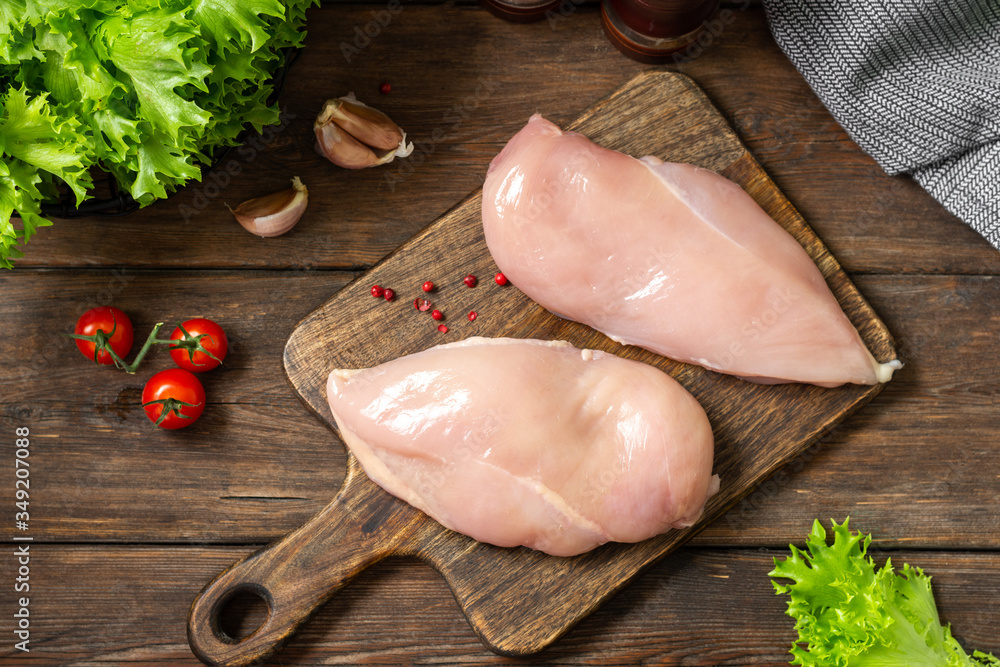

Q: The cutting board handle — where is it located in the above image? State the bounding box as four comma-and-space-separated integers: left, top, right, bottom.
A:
187, 457, 418, 666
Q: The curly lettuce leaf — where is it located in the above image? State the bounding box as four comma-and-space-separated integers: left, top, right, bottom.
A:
0, 86, 93, 267
130, 129, 203, 203
771, 519, 1000, 667
191, 0, 285, 54
197, 42, 279, 148
1, 84, 92, 201
1, 0, 45, 65
97, 8, 212, 142
270, 0, 318, 51
32, 19, 144, 164
1, 0, 316, 267
0, 160, 48, 268
41, 13, 123, 98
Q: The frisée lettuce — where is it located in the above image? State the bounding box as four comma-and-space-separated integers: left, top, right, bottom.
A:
0, 0, 318, 268
770, 518, 999, 667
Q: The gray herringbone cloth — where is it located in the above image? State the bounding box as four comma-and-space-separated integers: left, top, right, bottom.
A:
763, 0, 1000, 250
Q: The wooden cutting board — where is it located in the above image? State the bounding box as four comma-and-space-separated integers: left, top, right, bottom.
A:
187, 70, 898, 666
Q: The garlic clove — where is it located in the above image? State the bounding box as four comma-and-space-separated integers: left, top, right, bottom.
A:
315, 119, 387, 169
314, 94, 414, 169
231, 176, 308, 237
325, 97, 403, 151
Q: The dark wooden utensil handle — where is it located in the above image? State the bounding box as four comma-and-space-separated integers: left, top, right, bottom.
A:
187, 457, 421, 666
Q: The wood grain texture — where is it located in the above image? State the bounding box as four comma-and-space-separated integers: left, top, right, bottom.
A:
3, 546, 997, 665
188, 456, 424, 666
237, 70, 900, 660
1, 4, 998, 664
1, 273, 998, 547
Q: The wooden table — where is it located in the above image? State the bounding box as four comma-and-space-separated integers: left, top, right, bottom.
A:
3, 2, 999, 664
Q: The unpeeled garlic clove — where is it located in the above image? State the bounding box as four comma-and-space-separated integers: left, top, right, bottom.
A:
324, 95, 402, 151
230, 176, 308, 237
315, 119, 395, 170
314, 93, 413, 169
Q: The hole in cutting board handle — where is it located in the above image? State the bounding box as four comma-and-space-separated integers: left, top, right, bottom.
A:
214, 584, 272, 644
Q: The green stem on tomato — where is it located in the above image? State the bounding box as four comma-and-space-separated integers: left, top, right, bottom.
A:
122, 322, 167, 374
142, 396, 202, 428
70, 320, 219, 375
66, 319, 132, 371
169, 322, 224, 368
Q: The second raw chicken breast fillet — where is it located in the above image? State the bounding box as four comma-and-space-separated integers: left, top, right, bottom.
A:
482, 115, 901, 386
326, 337, 717, 557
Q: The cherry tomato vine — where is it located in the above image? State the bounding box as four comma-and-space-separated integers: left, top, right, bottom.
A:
70, 310, 229, 430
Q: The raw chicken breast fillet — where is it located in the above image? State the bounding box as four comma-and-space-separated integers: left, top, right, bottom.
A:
326, 337, 717, 557
482, 115, 901, 386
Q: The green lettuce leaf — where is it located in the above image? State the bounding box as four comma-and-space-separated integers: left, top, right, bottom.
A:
191, 0, 285, 54
0, 160, 47, 269
129, 129, 203, 204
771, 519, 1000, 667
1, 0, 316, 267
0, 85, 93, 267
0, 0, 45, 65
97, 8, 212, 142
0, 84, 92, 201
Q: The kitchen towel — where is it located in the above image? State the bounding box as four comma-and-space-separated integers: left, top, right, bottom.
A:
763, 0, 1000, 250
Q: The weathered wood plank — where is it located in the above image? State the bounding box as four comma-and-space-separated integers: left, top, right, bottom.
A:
13, 6, 999, 274
1, 546, 996, 664
0, 270, 356, 407
696, 271, 1000, 545
1, 272, 999, 546
5, 386, 997, 548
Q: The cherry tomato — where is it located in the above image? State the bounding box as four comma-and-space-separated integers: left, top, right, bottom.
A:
142, 369, 206, 429
169, 318, 228, 372
73, 307, 134, 365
